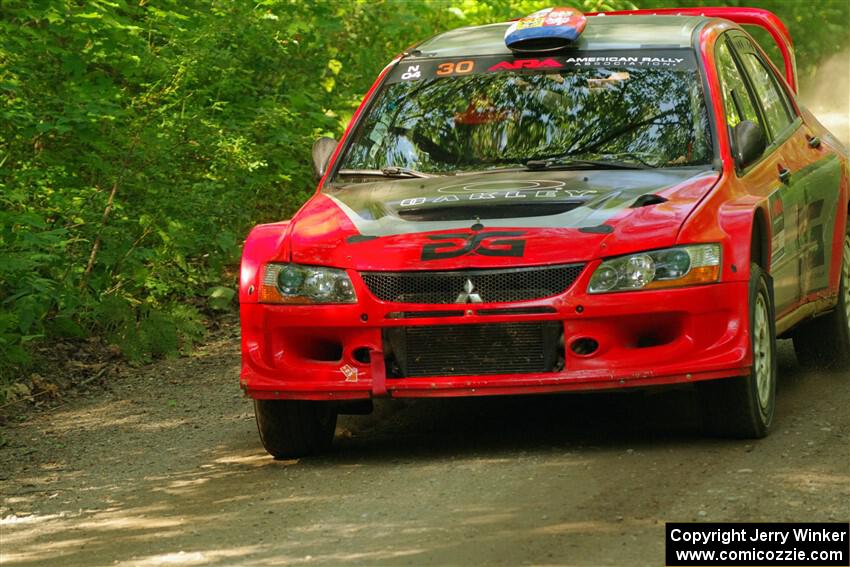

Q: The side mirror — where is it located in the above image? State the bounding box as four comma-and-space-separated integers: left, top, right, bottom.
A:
732, 120, 766, 170
311, 137, 337, 181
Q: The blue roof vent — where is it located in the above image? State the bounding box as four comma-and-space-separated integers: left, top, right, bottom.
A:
504, 7, 587, 53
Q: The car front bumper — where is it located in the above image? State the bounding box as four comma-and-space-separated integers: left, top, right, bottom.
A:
240, 278, 751, 400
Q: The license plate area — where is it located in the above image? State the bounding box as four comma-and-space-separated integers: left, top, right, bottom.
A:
383, 321, 563, 378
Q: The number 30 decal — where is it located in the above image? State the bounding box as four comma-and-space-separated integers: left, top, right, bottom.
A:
436, 60, 475, 76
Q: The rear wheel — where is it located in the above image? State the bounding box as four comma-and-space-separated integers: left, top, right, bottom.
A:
699, 263, 776, 438
254, 399, 337, 459
792, 235, 850, 370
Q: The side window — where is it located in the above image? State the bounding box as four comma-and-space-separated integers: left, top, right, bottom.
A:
715, 39, 760, 130
736, 50, 795, 140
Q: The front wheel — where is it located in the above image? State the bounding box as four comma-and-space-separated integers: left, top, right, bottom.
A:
792, 235, 850, 370
699, 263, 777, 438
254, 399, 337, 459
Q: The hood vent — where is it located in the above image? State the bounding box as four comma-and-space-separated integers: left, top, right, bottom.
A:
630, 194, 668, 208
396, 201, 585, 221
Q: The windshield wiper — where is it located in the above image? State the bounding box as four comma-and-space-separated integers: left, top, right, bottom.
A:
336, 167, 434, 179
380, 166, 433, 178
525, 158, 651, 171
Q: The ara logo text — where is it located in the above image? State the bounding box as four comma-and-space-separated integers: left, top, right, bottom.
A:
488, 58, 562, 71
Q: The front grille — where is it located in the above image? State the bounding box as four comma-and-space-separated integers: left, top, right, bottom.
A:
361, 264, 584, 304
384, 321, 562, 378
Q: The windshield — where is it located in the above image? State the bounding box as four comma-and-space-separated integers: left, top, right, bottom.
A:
335, 50, 712, 177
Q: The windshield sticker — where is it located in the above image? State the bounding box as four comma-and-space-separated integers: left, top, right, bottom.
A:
565, 56, 684, 66
488, 58, 562, 71
436, 60, 476, 76
400, 64, 422, 80
389, 49, 695, 83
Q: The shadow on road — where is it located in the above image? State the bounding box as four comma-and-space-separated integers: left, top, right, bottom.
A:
2, 340, 847, 567
329, 340, 813, 461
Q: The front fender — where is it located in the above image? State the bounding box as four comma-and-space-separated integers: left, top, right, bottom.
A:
679, 188, 771, 284
719, 196, 775, 284
239, 221, 291, 304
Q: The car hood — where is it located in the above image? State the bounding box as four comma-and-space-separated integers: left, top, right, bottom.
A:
288, 168, 720, 270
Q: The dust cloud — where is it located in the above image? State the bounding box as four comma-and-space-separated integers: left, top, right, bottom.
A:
799, 50, 850, 147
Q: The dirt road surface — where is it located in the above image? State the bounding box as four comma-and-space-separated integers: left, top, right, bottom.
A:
1, 327, 848, 566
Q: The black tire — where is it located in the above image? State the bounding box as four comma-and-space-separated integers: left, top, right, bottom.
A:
699, 263, 777, 438
254, 399, 337, 459
792, 235, 850, 370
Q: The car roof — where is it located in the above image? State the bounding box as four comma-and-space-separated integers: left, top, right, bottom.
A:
412, 15, 707, 58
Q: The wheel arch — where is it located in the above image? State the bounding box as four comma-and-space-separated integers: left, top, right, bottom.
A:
751, 206, 771, 270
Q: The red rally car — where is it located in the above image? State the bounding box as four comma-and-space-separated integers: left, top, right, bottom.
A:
240, 7, 850, 458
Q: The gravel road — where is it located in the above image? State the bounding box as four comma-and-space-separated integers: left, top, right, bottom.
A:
1, 327, 847, 566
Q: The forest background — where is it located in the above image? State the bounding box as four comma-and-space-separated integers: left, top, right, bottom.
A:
1, 0, 848, 401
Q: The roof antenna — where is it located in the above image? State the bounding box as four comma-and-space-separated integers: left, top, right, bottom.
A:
471, 216, 484, 231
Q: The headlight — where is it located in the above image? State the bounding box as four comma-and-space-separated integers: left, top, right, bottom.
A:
588, 244, 721, 294
259, 263, 357, 304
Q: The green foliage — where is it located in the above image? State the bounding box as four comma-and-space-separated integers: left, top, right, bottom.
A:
207, 286, 236, 312
0, 0, 846, 396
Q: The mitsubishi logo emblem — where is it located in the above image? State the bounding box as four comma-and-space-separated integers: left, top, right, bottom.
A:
455, 278, 483, 303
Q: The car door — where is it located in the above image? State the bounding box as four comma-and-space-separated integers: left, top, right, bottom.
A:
714, 35, 801, 315
730, 34, 843, 301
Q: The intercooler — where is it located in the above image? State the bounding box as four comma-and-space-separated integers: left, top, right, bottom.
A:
383, 321, 563, 378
